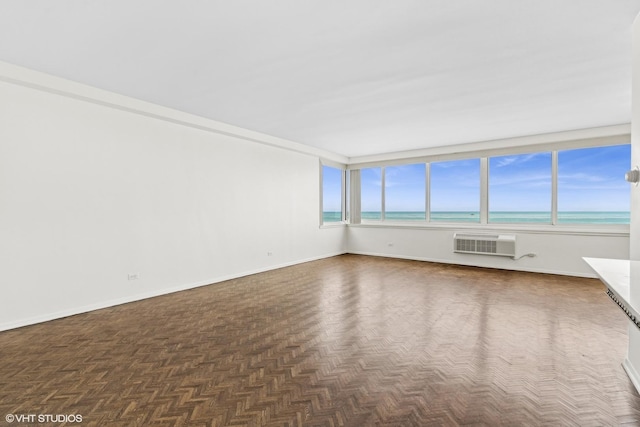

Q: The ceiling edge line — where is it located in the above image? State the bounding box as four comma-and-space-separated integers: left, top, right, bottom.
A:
347, 124, 631, 165
0, 61, 349, 164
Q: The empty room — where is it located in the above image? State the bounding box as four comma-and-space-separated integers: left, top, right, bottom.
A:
3, 1, 640, 426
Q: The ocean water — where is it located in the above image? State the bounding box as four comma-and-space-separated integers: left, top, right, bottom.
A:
556, 211, 629, 224
323, 211, 630, 224
323, 212, 343, 222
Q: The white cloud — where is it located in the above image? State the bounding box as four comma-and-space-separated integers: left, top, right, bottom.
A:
494, 153, 544, 168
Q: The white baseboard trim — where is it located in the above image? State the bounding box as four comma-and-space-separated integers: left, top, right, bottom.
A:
346, 251, 597, 278
0, 252, 346, 332
623, 358, 640, 394
0, 250, 594, 332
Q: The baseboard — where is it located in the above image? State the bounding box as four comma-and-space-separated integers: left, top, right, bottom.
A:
623, 358, 640, 394
346, 251, 597, 278
0, 251, 346, 332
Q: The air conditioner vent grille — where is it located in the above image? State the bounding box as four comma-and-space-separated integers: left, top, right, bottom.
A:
455, 239, 498, 253
453, 233, 516, 257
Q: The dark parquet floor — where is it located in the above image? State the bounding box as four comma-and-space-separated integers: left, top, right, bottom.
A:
1, 255, 640, 426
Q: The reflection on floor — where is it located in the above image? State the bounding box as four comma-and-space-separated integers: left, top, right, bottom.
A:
1, 254, 639, 426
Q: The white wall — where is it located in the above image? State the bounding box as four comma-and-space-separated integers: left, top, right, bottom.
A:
348, 225, 628, 277
346, 124, 631, 278
0, 63, 347, 331
626, 12, 640, 391
0, 58, 633, 332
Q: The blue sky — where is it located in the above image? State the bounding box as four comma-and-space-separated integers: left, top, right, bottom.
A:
431, 159, 480, 211
322, 165, 342, 211
385, 164, 426, 211
360, 167, 382, 211
325, 144, 630, 213
489, 152, 551, 211
558, 145, 630, 211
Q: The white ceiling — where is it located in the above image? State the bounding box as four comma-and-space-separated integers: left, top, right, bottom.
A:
0, 1, 639, 158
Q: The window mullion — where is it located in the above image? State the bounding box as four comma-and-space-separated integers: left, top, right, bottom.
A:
342, 169, 346, 222
349, 169, 361, 224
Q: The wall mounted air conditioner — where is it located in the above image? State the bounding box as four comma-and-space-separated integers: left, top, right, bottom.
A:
453, 233, 516, 257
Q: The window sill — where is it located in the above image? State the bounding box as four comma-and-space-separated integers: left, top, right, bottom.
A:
349, 220, 629, 237
320, 222, 347, 229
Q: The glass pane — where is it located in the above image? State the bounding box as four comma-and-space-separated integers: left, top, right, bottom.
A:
430, 159, 480, 222
361, 167, 382, 220
558, 144, 630, 224
322, 165, 342, 223
385, 163, 426, 221
489, 152, 551, 223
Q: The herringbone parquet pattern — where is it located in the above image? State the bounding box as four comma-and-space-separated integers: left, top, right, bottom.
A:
1, 255, 639, 426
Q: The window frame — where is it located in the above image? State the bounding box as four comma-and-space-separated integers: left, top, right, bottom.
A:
345, 139, 630, 232
320, 160, 347, 227
555, 144, 631, 225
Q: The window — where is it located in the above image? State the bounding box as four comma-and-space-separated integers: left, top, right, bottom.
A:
385, 163, 426, 221
346, 142, 629, 227
558, 144, 630, 224
489, 152, 552, 223
322, 165, 343, 223
430, 159, 480, 222
361, 167, 382, 220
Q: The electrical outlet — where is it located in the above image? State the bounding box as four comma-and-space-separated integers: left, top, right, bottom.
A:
128, 273, 139, 281
267, 252, 273, 257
